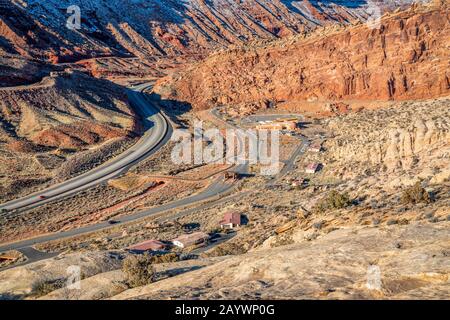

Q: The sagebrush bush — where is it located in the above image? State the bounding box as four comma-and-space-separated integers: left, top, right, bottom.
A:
314, 190, 352, 212
401, 182, 432, 204
122, 254, 155, 288
31, 278, 66, 297
206, 242, 247, 257
150, 253, 179, 264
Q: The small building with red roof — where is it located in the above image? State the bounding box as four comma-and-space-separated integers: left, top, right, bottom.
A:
172, 232, 210, 249
305, 162, 320, 174
219, 211, 242, 229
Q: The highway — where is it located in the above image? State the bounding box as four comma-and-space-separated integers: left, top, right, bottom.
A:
0, 103, 249, 255
0, 103, 308, 266
0, 83, 172, 212
0, 178, 240, 253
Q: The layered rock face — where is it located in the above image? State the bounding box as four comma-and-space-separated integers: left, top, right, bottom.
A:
0, 71, 139, 200
1, 0, 414, 63
0, 71, 135, 149
323, 99, 450, 188
0, 56, 52, 87
0, 3, 113, 62
154, 3, 449, 110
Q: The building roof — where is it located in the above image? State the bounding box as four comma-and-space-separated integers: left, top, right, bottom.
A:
310, 143, 322, 150
128, 239, 166, 251
220, 211, 242, 225
306, 163, 320, 171
172, 232, 209, 246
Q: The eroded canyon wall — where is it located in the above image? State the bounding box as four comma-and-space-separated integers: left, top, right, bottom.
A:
154, 3, 449, 110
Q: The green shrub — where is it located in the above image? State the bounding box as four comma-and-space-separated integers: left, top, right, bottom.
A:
314, 190, 352, 213
31, 278, 66, 297
122, 254, 155, 288
401, 182, 432, 204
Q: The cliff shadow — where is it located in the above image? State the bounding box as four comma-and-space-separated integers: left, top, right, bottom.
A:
146, 92, 193, 129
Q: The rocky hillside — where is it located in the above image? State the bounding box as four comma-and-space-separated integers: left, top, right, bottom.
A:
110, 222, 449, 300
1, 0, 421, 62
0, 56, 53, 87
325, 99, 450, 181
0, 2, 114, 62
154, 2, 449, 109
0, 71, 138, 201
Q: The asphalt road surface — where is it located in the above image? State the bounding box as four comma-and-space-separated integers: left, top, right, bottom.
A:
0, 83, 172, 212
0, 105, 249, 254
0, 106, 307, 267
0, 177, 239, 253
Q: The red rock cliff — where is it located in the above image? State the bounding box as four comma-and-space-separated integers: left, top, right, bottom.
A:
154, 3, 449, 110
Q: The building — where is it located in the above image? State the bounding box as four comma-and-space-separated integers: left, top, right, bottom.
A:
309, 143, 323, 153
305, 163, 320, 174
219, 211, 242, 229
256, 120, 298, 131
172, 232, 209, 249
291, 178, 306, 187
128, 239, 167, 253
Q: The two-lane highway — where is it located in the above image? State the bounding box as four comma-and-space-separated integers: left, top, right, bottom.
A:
0, 104, 308, 263
0, 93, 249, 255
0, 84, 172, 212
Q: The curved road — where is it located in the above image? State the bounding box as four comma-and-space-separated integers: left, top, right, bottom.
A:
0, 83, 172, 212
0, 102, 249, 255
0, 107, 309, 264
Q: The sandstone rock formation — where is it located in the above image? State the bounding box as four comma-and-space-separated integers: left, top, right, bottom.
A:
0, 71, 135, 147
323, 99, 450, 186
0, 3, 113, 62
0, 56, 52, 87
154, 3, 449, 109
1, 0, 414, 63
109, 222, 449, 300
0, 71, 137, 200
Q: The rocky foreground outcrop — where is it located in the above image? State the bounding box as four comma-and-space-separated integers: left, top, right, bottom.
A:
0, 222, 447, 300
154, 2, 449, 110
109, 223, 449, 300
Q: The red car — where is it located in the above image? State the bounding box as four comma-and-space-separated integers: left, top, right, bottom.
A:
39, 195, 46, 200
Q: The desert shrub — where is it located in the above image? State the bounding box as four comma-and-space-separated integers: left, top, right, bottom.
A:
401, 182, 432, 204
31, 278, 66, 297
386, 219, 398, 225
314, 190, 352, 212
122, 254, 155, 288
150, 253, 179, 264
205, 242, 247, 257
313, 221, 325, 230
270, 234, 294, 248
